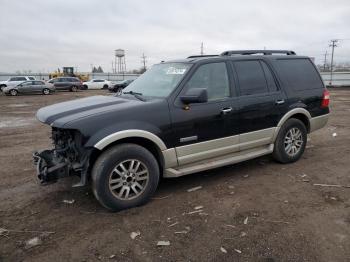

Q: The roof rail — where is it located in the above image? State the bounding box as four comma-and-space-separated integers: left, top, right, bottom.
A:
187, 55, 219, 59
220, 50, 296, 56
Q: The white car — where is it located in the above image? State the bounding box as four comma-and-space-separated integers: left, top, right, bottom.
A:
0, 76, 36, 91
82, 79, 112, 90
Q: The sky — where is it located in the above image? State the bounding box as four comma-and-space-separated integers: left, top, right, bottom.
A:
0, 0, 350, 73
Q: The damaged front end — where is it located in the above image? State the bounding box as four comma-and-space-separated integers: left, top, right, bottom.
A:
33, 128, 92, 187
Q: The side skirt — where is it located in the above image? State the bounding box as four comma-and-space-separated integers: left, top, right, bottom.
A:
164, 144, 274, 178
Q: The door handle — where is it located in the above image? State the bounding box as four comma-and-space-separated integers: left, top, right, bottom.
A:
275, 99, 285, 105
221, 107, 233, 115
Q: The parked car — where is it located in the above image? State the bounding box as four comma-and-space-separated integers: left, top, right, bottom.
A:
3, 80, 55, 96
82, 79, 112, 90
0, 76, 36, 91
47, 77, 82, 92
33, 50, 330, 211
108, 79, 134, 94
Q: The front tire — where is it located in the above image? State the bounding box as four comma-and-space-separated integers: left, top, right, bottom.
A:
272, 118, 307, 163
71, 86, 78, 92
43, 88, 50, 95
92, 143, 160, 211
9, 89, 18, 96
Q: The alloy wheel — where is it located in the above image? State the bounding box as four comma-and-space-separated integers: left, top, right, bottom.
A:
284, 127, 303, 156
109, 159, 149, 200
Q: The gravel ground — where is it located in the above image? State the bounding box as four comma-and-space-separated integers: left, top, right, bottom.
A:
0, 89, 349, 262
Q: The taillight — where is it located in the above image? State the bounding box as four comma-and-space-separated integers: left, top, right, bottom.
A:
321, 89, 330, 108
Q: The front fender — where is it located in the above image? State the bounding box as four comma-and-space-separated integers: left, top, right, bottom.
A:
84, 121, 166, 151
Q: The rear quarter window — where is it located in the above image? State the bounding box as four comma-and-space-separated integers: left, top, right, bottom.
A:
275, 59, 323, 91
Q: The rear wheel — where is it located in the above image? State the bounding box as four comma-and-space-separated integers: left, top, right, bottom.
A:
9, 89, 18, 96
272, 118, 307, 163
71, 86, 78, 92
92, 143, 160, 211
42, 88, 50, 95
103, 84, 108, 89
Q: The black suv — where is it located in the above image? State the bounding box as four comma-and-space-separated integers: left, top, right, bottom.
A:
48, 77, 82, 92
34, 50, 330, 211
108, 79, 134, 94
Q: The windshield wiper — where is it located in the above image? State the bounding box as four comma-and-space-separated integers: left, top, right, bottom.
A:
123, 91, 146, 101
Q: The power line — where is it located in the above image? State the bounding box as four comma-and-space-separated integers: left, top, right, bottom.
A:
200, 42, 204, 55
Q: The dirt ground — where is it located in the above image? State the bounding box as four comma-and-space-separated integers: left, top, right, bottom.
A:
0, 89, 349, 262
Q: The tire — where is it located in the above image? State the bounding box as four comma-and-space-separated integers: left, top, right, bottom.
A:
71, 86, 78, 92
92, 143, 160, 211
83, 85, 88, 90
103, 85, 108, 89
115, 87, 123, 95
272, 118, 307, 163
9, 89, 18, 96
42, 88, 50, 95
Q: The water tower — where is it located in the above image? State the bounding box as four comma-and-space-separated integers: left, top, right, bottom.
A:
115, 49, 126, 73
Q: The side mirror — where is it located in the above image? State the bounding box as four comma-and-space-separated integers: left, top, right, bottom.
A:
180, 88, 208, 104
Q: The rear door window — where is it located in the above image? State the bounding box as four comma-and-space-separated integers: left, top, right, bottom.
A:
275, 58, 323, 90
28, 77, 35, 80
233, 60, 268, 96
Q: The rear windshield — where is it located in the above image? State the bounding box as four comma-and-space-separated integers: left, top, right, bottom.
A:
275, 58, 323, 91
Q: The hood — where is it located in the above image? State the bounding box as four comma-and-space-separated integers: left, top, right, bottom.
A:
36, 95, 141, 126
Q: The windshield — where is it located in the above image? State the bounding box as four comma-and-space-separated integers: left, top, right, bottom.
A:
123, 63, 191, 98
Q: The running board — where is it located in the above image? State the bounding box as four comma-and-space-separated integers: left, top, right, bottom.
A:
164, 144, 274, 178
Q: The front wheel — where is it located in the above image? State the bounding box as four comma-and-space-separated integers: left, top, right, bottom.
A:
42, 88, 50, 95
272, 118, 307, 163
71, 86, 78, 92
9, 89, 18, 96
92, 143, 160, 211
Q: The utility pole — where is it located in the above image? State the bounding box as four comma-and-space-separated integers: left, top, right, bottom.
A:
141, 53, 147, 71
323, 50, 328, 71
329, 39, 338, 86
200, 42, 204, 55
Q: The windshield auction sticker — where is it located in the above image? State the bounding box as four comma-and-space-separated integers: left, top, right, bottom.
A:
166, 67, 187, 75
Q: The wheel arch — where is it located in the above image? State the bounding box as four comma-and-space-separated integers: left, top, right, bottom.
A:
273, 108, 311, 141
90, 130, 168, 177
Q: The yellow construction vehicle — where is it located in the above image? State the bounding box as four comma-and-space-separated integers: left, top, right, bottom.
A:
49, 67, 89, 81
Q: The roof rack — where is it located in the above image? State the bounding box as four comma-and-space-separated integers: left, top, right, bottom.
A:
187, 55, 219, 59
220, 50, 296, 56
